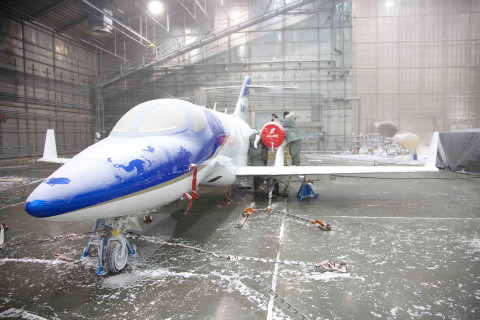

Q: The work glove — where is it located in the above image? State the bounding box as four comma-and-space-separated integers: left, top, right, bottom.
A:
254, 135, 260, 149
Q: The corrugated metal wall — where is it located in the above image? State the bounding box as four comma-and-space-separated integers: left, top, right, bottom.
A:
0, 15, 96, 159
353, 0, 480, 143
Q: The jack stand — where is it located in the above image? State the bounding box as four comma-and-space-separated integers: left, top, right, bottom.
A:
297, 177, 318, 201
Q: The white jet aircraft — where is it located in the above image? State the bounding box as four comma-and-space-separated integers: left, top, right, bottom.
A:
25, 76, 439, 274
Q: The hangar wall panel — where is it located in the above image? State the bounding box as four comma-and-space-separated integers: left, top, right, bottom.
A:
353, 0, 480, 143
0, 15, 96, 159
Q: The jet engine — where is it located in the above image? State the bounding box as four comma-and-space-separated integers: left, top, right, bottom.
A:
260, 122, 285, 149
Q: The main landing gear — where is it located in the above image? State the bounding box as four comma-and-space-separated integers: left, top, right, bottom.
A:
81, 216, 141, 275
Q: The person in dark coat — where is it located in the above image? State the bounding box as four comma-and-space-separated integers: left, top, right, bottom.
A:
272, 111, 302, 166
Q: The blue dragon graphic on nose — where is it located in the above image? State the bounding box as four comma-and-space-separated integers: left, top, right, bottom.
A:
113, 159, 147, 174
143, 146, 154, 153
44, 177, 71, 186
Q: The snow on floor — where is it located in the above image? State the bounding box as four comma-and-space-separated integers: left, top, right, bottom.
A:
0, 308, 49, 320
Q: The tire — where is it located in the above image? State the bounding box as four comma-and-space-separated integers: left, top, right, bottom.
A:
105, 240, 128, 273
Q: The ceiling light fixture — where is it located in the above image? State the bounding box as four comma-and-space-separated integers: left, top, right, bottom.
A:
149, 1, 163, 15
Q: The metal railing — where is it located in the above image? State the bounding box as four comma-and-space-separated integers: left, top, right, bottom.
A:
101, 0, 314, 87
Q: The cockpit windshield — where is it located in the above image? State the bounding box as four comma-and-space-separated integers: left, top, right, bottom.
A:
138, 104, 186, 133
112, 104, 146, 133
112, 101, 187, 135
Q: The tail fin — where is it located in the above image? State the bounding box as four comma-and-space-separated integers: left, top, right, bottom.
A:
425, 131, 439, 169
39, 129, 70, 164
233, 76, 251, 121
42, 129, 58, 160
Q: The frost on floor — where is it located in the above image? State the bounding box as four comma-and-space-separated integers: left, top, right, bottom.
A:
0, 308, 49, 320
1, 162, 479, 319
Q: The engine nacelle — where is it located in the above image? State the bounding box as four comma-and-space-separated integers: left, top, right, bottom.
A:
261, 122, 285, 149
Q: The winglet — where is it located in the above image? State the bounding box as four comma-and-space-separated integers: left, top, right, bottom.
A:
233, 76, 251, 121
425, 131, 439, 169
39, 129, 70, 164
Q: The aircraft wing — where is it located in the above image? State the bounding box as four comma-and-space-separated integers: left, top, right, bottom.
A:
237, 132, 439, 177
236, 164, 438, 176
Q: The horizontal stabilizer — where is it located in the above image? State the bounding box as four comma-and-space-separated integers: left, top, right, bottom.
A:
38, 129, 70, 164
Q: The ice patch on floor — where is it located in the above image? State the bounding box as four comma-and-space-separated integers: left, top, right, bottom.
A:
209, 271, 269, 311
0, 258, 64, 266
103, 268, 203, 287
0, 308, 48, 320
0, 176, 42, 191
304, 272, 351, 282
390, 307, 400, 317
467, 238, 480, 252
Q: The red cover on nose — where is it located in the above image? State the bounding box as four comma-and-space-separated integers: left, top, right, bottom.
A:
261, 122, 285, 148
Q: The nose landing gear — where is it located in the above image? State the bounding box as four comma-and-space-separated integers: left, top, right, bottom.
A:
82, 216, 140, 275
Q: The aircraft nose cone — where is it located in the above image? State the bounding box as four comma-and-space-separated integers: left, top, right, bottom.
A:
25, 199, 54, 218
25, 159, 120, 219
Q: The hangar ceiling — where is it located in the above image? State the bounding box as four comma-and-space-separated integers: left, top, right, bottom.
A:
0, 0, 209, 61
0, 0, 317, 87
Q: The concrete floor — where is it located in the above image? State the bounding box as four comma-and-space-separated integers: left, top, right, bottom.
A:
0, 156, 479, 320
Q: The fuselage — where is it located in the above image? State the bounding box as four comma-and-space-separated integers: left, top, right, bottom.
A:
25, 99, 252, 221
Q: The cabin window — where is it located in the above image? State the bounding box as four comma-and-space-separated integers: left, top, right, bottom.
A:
112, 104, 146, 133
192, 107, 207, 132
138, 104, 186, 133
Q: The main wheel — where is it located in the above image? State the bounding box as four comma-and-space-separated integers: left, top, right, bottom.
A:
105, 240, 128, 273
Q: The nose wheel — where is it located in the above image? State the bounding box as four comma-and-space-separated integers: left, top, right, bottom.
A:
82, 218, 139, 275
105, 238, 129, 273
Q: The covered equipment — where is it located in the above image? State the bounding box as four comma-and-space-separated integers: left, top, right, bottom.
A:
437, 129, 480, 174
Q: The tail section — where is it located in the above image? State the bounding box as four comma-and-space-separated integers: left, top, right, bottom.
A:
39, 129, 70, 164
42, 129, 58, 160
233, 76, 251, 121
425, 131, 439, 169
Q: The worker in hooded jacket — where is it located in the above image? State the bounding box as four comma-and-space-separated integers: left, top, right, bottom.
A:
272, 111, 302, 166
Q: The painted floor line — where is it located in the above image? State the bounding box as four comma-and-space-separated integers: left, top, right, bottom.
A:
321, 216, 480, 220
267, 216, 285, 320
0, 202, 25, 210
